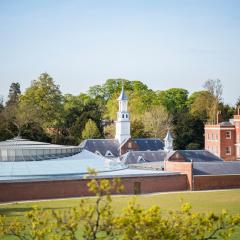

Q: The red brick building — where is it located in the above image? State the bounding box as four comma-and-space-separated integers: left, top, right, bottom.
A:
205, 109, 240, 161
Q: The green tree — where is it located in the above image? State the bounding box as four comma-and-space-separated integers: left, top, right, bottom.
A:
143, 105, 170, 139
203, 79, 223, 124
20, 73, 63, 129
158, 88, 189, 115
131, 120, 150, 138
188, 90, 216, 122
173, 112, 204, 150
5, 82, 21, 107
82, 119, 101, 139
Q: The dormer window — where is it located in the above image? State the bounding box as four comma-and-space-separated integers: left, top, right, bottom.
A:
137, 156, 145, 163
95, 151, 101, 156
105, 150, 114, 157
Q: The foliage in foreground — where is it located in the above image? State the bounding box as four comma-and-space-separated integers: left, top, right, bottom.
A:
0, 176, 240, 240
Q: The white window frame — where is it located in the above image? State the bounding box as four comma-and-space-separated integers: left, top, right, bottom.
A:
137, 156, 145, 163
225, 146, 231, 155
212, 133, 215, 141
105, 150, 114, 157
226, 131, 231, 139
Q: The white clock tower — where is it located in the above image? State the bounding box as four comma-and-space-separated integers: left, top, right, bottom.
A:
115, 85, 131, 143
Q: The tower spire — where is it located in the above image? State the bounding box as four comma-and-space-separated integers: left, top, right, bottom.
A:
115, 81, 131, 143
164, 129, 173, 152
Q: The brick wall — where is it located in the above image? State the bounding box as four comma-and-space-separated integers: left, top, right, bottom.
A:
120, 138, 139, 155
0, 174, 188, 202
164, 161, 193, 190
194, 175, 240, 190
204, 124, 236, 161
220, 129, 236, 161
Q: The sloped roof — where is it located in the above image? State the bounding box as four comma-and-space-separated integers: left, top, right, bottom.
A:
80, 138, 165, 157
118, 86, 128, 100
193, 162, 240, 175
219, 121, 234, 126
121, 150, 167, 164
177, 150, 223, 162
133, 138, 164, 151
164, 130, 173, 141
80, 139, 119, 157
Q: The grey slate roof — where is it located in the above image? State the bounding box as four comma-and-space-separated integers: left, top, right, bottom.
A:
121, 150, 168, 164
80, 139, 119, 157
193, 162, 240, 175
178, 150, 223, 162
219, 121, 234, 126
80, 138, 165, 158
164, 130, 173, 141
118, 86, 128, 100
133, 138, 164, 151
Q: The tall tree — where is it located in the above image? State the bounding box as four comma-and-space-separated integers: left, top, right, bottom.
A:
20, 73, 63, 129
82, 119, 101, 139
143, 105, 170, 139
203, 79, 223, 124
188, 91, 215, 123
6, 82, 21, 106
158, 88, 189, 115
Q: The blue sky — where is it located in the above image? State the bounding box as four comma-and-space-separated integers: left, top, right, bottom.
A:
0, 0, 239, 104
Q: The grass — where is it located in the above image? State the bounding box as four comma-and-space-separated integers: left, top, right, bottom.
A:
0, 189, 240, 239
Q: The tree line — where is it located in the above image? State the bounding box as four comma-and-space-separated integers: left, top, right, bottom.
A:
0, 73, 239, 149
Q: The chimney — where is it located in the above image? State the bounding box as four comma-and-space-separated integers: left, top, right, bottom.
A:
216, 111, 221, 124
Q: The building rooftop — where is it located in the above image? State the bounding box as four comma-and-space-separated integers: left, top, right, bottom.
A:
121, 150, 167, 164
80, 138, 165, 157
193, 161, 240, 175
0, 137, 81, 161
219, 121, 234, 127
118, 86, 128, 100
0, 149, 178, 182
177, 150, 223, 162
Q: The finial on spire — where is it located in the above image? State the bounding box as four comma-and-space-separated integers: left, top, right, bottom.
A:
118, 80, 128, 100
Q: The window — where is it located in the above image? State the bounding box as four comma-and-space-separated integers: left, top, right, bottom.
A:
226, 131, 231, 139
137, 156, 145, 163
208, 133, 210, 140
225, 146, 231, 155
128, 142, 132, 148
126, 114, 128, 118
216, 134, 218, 140
212, 133, 215, 140
105, 150, 114, 157
122, 114, 124, 118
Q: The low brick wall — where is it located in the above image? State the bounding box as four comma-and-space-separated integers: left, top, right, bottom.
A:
194, 175, 240, 190
164, 161, 193, 190
0, 174, 188, 202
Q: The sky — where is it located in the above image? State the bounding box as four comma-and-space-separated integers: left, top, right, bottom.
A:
0, 0, 240, 105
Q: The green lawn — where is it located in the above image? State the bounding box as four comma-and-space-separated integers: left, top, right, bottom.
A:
0, 189, 240, 239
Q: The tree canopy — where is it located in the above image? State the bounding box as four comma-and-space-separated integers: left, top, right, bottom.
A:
0, 75, 236, 149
